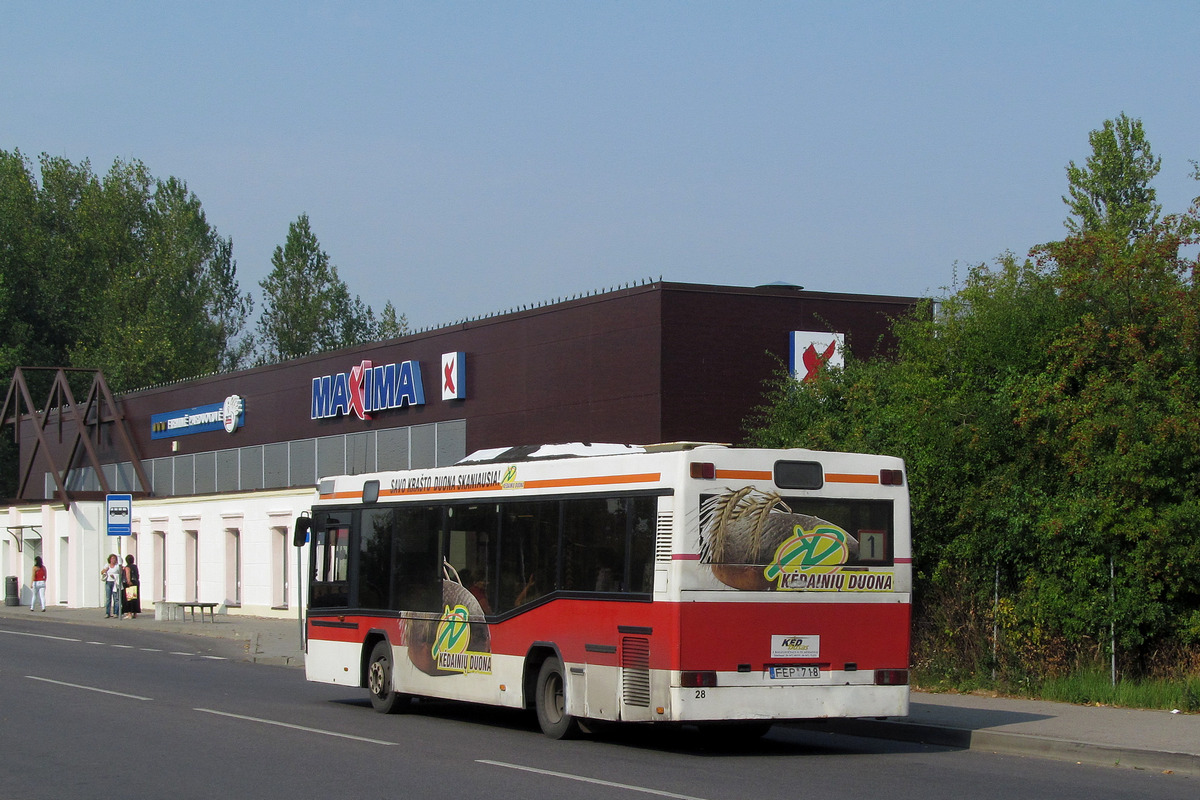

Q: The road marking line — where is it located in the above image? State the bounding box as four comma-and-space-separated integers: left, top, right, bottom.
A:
0, 627, 220, 661
25, 676, 152, 701
0, 628, 81, 643
194, 709, 398, 746
477, 760, 711, 800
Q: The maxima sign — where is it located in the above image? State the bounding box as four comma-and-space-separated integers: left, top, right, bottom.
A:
311, 359, 426, 421
790, 331, 845, 382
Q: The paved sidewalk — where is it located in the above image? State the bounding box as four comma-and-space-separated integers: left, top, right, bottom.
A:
2, 602, 1197, 775
0, 601, 305, 667
804, 690, 1200, 776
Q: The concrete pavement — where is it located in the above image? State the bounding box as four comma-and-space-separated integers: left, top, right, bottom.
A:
0, 600, 305, 667
2, 602, 1196, 775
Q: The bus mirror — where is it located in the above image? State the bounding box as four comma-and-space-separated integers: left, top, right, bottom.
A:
293, 516, 313, 547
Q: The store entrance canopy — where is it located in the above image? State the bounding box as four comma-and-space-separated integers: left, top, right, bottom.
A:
5, 525, 42, 553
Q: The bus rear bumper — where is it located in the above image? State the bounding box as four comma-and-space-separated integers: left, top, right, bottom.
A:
666, 683, 909, 722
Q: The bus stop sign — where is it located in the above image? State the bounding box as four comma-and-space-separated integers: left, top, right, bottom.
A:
106, 494, 132, 536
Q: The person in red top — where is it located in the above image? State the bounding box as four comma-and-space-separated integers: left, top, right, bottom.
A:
30, 556, 47, 612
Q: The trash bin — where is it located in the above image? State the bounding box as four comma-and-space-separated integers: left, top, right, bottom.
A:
4, 575, 18, 606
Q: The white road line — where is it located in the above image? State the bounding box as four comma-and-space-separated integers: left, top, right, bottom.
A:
170, 651, 194, 655
194, 709, 398, 746
0, 628, 82, 643
477, 760, 712, 800
1, 627, 212, 660
25, 676, 153, 701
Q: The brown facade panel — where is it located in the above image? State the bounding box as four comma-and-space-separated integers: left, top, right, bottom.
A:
7, 282, 918, 502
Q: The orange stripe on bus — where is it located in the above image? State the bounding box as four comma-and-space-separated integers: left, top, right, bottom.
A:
825, 473, 879, 484
523, 473, 661, 489
714, 469, 772, 480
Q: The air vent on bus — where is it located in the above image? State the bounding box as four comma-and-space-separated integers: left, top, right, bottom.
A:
621, 637, 651, 707
655, 512, 673, 562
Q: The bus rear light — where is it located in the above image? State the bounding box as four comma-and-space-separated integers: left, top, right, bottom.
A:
690, 462, 716, 479
874, 669, 909, 686
879, 469, 904, 486
681, 670, 717, 688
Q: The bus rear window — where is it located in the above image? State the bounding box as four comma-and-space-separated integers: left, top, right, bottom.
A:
699, 490, 894, 592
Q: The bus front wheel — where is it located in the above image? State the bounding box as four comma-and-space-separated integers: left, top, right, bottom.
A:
534, 656, 580, 739
367, 640, 409, 714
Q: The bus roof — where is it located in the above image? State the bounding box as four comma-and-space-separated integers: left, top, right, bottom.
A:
457, 442, 727, 465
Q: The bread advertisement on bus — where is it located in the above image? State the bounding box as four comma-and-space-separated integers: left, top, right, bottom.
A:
699, 487, 895, 592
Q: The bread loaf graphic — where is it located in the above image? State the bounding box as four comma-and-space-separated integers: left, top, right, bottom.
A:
406, 579, 491, 676
699, 487, 858, 590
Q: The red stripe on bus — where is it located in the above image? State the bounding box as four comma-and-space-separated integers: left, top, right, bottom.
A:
307, 598, 911, 672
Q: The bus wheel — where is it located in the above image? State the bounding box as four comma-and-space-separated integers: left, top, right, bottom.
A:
534, 656, 580, 739
367, 640, 409, 714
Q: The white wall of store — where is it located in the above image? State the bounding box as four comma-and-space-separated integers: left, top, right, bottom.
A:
3, 488, 314, 615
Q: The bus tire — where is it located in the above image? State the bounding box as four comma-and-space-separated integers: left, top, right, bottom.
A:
367, 640, 409, 714
534, 656, 580, 739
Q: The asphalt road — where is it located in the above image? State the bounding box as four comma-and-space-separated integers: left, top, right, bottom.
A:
0, 616, 1190, 799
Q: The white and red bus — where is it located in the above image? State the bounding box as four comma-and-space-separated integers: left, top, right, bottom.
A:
294, 443, 911, 738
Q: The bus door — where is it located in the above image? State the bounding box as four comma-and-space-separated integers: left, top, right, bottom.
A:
309, 511, 351, 609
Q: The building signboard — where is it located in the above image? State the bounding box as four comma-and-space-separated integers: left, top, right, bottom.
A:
151, 395, 245, 439
790, 331, 845, 382
311, 359, 426, 421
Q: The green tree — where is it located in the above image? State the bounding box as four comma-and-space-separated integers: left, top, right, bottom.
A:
1063, 112, 1162, 241
67, 165, 254, 389
256, 213, 379, 363
376, 301, 410, 339
748, 117, 1200, 682
0, 151, 253, 392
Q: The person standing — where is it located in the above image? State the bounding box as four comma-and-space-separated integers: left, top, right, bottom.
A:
29, 556, 47, 612
122, 554, 141, 619
101, 554, 122, 618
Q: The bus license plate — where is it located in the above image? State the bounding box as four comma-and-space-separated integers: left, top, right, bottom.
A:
768, 665, 820, 680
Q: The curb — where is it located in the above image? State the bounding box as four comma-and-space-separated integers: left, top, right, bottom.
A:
796, 718, 1200, 777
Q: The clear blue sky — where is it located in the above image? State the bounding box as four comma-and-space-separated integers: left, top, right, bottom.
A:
3, 2, 1197, 331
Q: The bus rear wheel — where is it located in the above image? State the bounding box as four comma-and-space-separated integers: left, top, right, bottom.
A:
367, 640, 409, 714
534, 656, 580, 739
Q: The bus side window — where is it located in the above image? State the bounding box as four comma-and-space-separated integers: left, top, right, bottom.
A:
446, 504, 498, 615
627, 496, 656, 594
392, 506, 443, 613
562, 498, 626, 593
359, 509, 395, 610
497, 500, 558, 612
